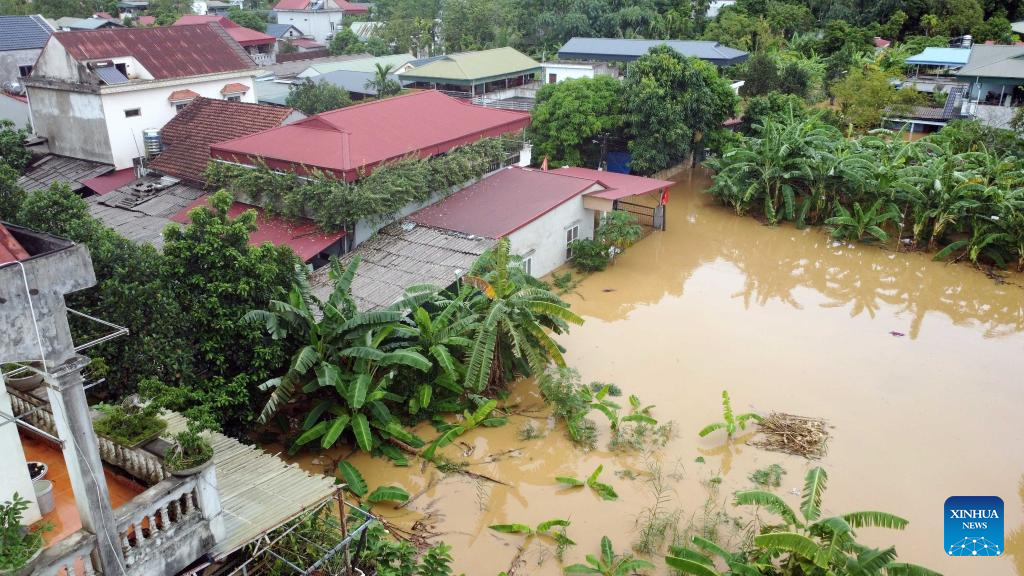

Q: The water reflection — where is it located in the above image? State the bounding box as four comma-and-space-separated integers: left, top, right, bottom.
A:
574, 168, 1024, 339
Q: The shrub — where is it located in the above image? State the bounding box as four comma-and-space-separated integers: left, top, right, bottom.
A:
0, 493, 50, 572
165, 420, 214, 472
93, 396, 167, 447
569, 238, 609, 272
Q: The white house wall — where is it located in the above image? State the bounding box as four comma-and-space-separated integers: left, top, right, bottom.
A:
543, 63, 594, 84
277, 10, 344, 43
99, 74, 258, 169
0, 94, 30, 129
0, 383, 41, 523
507, 196, 595, 278
0, 48, 43, 85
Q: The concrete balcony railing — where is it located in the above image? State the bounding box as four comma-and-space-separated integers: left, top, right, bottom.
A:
34, 530, 101, 576
251, 52, 275, 66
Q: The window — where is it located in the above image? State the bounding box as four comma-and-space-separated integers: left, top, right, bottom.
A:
225, 94, 242, 102
174, 102, 190, 112
124, 108, 141, 118
115, 62, 128, 77
519, 251, 534, 276
565, 224, 579, 259
548, 73, 557, 84
18, 65, 33, 78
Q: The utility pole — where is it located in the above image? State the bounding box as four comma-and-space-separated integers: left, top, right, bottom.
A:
593, 132, 609, 171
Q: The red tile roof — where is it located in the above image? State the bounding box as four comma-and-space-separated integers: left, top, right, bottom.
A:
873, 37, 891, 48
0, 224, 30, 265
291, 38, 324, 49
273, 0, 368, 12
149, 97, 297, 184
53, 23, 256, 80
173, 15, 275, 46
411, 166, 598, 238
168, 88, 200, 101
170, 198, 345, 261
554, 167, 674, 201
82, 167, 137, 195
210, 90, 530, 181
221, 82, 250, 94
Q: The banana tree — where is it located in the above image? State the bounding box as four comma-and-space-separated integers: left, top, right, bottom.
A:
462, 239, 583, 392
825, 199, 901, 243
244, 257, 432, 453
565, 536, 653, 575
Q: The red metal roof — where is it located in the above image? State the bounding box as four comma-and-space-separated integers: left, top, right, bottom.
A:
273, 0, 368, 12
0, 224, 30, 265
291, 38, 324, 49
136, 15, 156, 26
82, 167, 137, 195
410, 166, 599, 238
555, 167, 674, 201
873, 37, 891, 48
53, 23, 256, 80
170, 197, 345, 261
173, 16, 275, 46
149, 97, 296, 184
210, 91, 530, 181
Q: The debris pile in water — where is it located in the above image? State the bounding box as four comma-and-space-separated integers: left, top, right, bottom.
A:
748, 413, 829, 459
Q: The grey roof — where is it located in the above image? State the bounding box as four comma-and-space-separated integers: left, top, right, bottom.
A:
255, 78, 294, 105
262, 52, 369, 78
0, 15, 54, 51
265, 22, 300, 38
87, 179, 205, 248
53, 16, 122, 29
557, 37, 749, 66
956, 45, 1024, 80
349, 20, 381, 40
309, 223, 493, 311
18, 155, 112, 193
317, 69, 410, 95
408, 54, 445, 68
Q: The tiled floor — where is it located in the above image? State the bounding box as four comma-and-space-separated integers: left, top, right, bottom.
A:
19, 432, 145, 546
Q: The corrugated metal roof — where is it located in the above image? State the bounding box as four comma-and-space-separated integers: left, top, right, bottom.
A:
211, 90, 530, 180
266, 22, 300, 38
317, 69, 409, 95
957, 45, 1024, 79
273, 0, 367, 12
0, 15, 54, 51
309, 223, 494, 310
54, 23, 257, 80
88, 181, 206, 248
556, 167, 674, 201
174, 16, 276, 46
18, 155, 114, 193
557, 37, 748, 66
905, 47, 971, 67
299, 53, 415, 77
411, 166, 597, 238
398, 47, 542, 83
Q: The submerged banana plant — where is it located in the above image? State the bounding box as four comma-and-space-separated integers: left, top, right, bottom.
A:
698, 390, 762, 440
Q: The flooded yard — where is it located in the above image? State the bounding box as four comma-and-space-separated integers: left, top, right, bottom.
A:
292, 168, 1024, 575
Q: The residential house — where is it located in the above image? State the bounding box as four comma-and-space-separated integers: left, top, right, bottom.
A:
0, 222, 338, 576
267, 22, 304, 41
398, 47, 543, 105
52, 17, 124, 31
0, 15, 54, 85
193, 0, 239, 15
116, 0, 148, 18
209, 90, 533, 245
297, 53, 415, 78
557, 37, 749, 67
410, 166, 673, 277
272, 0, 368, 43
315, 67, 410, 98
957, 44, 1024, 128
24, 24, 260, 170
174, 15, 278, 65
289, 38, 326, 52
543, 62, 597, 84
707, 0, 736, 18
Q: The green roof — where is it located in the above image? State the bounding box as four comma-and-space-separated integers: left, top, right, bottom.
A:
398, 47, 542, 84
299, 54, 416, 77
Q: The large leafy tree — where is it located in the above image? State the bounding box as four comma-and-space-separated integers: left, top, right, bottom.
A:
227, 7, 267, 32
529, 75, 624, 168
0, 120, 31, 173
623, 45, 738, 174
285, 79, 353, 115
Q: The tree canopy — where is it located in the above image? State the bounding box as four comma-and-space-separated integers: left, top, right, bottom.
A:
529, 76, 624, 169
286, 79, 353, 115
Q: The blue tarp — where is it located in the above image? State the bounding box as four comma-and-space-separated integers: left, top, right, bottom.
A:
606, 151, 631, 174
905, 47, 972, 67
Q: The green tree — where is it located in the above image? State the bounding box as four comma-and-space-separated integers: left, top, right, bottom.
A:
227, 7, 266, 31
285, 79, 352, 115
777, 61, 812, 98
920, 13, 941, 35
940, 0, 985, 35
740, 51, 780, 97
973, 15, 1013, 42
596, 210, 642, 253
0, 120, 31, 173
364, 63, 402, 99
765, 0, 814, 36
623, 45, 738, 174
529, 76, 623, 168
0, 165, 24, 221
363, 36, 392, 56
328, 26, 362, 54
831, 67, 924, 132
439, 0, 520, 52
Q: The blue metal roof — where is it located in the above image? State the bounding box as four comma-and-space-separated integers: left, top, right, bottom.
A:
0, 15, 54, 52
557, 37, 748, 66
905, 47, 971, 67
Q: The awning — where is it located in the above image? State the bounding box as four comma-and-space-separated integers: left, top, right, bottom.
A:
905, 47, 971, 67
555, 166, 674, 201
171, 197, 345, 262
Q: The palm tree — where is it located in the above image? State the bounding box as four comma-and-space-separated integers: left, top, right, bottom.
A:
365, 63, 401, 99
462, 239, 583, 392
243, 258, 432, 452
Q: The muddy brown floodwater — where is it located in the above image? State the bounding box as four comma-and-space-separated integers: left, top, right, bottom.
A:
284, 168, 1024, 576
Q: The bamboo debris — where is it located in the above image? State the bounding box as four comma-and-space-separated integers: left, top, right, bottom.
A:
748, 412, 829, 459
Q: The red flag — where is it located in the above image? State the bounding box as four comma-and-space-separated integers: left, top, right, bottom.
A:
541, 156, 549, 171
660, 187, 670, 205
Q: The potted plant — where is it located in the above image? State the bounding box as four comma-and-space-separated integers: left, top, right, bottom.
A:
0, 493, 52, 576
165, 421, 214, 477
93, 395, 167, 448
26, 462, 47, 482
1, 362, 44, 393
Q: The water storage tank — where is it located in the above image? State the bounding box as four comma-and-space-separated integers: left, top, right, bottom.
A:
143, 128, 161, 157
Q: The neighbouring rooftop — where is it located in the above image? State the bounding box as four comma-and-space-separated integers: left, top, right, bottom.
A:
557, 37, 749, 66
398, 47, 542, 84
298, 53, 416, 77
272, 0, 368, 12
173, 15, 276, 46
905, 47, 972, 68
957, 44, 1024, 80
210, 90, 530, 180
18, 155, 114, 193
0, 15, 54, 51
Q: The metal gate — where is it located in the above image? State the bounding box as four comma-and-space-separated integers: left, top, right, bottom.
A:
615, 200, 664, 230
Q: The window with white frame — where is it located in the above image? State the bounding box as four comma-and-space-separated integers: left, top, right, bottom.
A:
225, 94, 242, 102
519, 251, 534, 276
565, 224, 579, 259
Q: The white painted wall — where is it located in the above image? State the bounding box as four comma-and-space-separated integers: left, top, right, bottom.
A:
507, 194, 596, 278
0, 380, 41, 524
543, 63, 594, 84
99, 74, 258, 169
277, 10, 344, 43
0, 93, 30, 129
